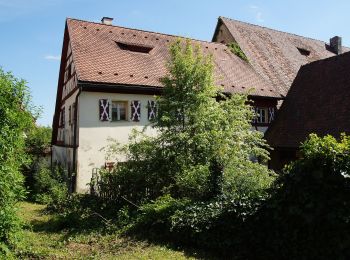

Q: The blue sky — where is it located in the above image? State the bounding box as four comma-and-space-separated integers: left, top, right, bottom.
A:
1, 0, 349, 126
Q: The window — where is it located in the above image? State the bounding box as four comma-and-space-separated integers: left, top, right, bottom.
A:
116, 41, 153, 54
256, 107, 268, 124
68, 105, 71, 125
67, 64, 72, 78
112, 101, 128, 121
297, 47, 310, 56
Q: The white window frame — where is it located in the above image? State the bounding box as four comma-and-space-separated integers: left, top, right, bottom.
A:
111, 101, 128, 122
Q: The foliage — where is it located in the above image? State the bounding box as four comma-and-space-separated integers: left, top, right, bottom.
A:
247, 134, 350, 259
227, 41, 248, 62
0, 67, 36, 253
98, 39, 274, 205
22, 126, 52, 199
84, 40, 276, 257
25, 126, 51, 159
31, 161, 69, 211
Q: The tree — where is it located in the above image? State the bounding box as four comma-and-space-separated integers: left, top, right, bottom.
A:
101, 40, 274, 203
23, 125, 52, 198
0, 68, 36, 253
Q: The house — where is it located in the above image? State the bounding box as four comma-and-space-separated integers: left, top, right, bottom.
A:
51, 17, 281, 193
265, 51, 350, 170
212, 16, 343, 97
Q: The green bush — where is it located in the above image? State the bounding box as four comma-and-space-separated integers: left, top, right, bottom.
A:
0, 68, 36, 253
134, 195, 190, 236
32, 161, 69, 211
247, 134, 350, 259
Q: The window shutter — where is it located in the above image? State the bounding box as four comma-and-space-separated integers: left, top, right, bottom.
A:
99, 99, 110, 121
147, 100, 157, 120
130, 100, 141, 122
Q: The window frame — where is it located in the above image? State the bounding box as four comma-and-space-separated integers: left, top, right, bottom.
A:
111, 100, 129, 122
255, 107, 269, 124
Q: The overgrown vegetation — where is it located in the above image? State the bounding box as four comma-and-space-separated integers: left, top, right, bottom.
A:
22, 126, 53, 200
86, 40, 275, 254
247, 134, 350, 259
227, 41, 248, 62
0, 68, 36, 256
12, 40, 350, 259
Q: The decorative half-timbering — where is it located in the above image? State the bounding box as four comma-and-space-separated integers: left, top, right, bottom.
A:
99, 99, 110, 121
147, 100, 157, 120
130, 100, 141, 122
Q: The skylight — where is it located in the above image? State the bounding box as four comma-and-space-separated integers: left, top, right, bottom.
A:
297, 47, 311, 56
116, 41, 153, 54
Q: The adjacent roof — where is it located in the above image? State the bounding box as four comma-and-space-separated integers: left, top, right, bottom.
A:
67, 18, 280, 98
265, 51, 350, 148
214, 17, 349, 96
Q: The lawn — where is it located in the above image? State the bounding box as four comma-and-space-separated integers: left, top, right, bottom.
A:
15, 201, 200, 259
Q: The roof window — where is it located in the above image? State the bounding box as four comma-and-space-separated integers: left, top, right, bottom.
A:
297, 47, 310, 56
116, 41, 153, 54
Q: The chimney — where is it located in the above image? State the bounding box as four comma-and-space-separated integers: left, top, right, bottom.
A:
101, 17, 113, 25
330, 36, 342, 55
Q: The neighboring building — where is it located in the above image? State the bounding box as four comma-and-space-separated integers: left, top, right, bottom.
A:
265, 52, 350, 170
212, 16, 345, 96
52, 17, 281, 193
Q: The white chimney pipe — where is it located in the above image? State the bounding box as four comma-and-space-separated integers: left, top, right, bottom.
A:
101, 17, 113, 25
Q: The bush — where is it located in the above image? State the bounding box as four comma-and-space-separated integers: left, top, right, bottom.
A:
247, 134, 350, 259
32, 161, 69, 211
0, 68, 36, 252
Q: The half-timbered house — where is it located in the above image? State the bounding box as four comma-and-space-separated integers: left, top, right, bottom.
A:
52, 17, 281, 192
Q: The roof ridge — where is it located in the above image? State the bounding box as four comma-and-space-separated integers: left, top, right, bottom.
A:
219, 16, 330, 44
66, 17, 226, 47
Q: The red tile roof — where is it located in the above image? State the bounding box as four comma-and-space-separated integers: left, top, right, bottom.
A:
217, 17, 349, 96
67, 18, 280, 98
265, 51, 350, 148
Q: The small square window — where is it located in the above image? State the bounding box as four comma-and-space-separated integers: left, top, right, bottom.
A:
112, 101, 128, 121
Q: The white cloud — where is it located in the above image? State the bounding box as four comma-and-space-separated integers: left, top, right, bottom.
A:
44, 55, 60, 61
248, 4, 264, 23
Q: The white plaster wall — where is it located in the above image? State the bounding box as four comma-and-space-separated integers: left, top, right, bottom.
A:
76, 91, 158, 193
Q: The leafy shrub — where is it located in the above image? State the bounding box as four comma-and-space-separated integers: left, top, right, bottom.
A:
32, 161, 69, 211
170, 195, 265, 251
23, 126, 51, 198
134, 195, 190, 236
247, 134, 350, 259
0, 68, 36, 252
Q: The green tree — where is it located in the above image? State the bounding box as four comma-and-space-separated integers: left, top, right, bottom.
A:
0, 68, 36, 254
102, 40, 274, 203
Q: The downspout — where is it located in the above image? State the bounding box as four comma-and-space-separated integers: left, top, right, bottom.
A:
71, 86, 82, 192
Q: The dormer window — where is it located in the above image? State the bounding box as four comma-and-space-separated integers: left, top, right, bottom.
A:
116, 41, 153, 54
297, 47, 311, 56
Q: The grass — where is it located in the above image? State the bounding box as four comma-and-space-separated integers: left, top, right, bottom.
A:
15, 201, 200, 259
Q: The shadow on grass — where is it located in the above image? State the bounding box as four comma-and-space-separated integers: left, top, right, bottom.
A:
26, 207, 224, 259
